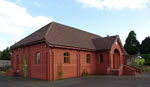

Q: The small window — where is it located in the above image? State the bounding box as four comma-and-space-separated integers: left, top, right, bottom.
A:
17, 48, 19, 51
100, 55, 103, 64
36, 52, 40, 64
64, 52, 69, 63
16, 55, 19, 64
86, 54, 91, 64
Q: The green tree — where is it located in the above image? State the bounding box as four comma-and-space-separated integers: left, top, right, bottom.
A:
0, 47, 11, 60
140, 37, 150, 54
124, 31, 140, 55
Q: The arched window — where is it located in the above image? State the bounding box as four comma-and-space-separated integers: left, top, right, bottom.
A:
64, 52, 69, 63
16, 55, 19, 70
100, 55, 103, 64
16, 55, 19, 64
86, 54, 91, 64
36, 52, 40, 64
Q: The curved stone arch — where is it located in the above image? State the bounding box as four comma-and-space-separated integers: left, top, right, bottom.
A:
114, 49, 120, 55
111, 43, 123, 56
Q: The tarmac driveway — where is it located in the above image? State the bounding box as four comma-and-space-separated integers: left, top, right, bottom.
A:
1, 73, 150, 87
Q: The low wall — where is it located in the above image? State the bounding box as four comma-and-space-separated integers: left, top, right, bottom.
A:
0, 60, 11, 67
127, 55, 138, 65
118, 65, 124, 76
130, 65, 142, 73
123, 65, 136, 75
0, 60, 11, 71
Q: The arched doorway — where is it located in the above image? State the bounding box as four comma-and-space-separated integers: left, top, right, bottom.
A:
113, 49, 120, 69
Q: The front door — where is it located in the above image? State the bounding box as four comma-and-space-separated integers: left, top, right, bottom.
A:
113, 50, 120, 69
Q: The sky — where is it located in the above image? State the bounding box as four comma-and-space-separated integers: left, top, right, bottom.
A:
0, 0, 150, 51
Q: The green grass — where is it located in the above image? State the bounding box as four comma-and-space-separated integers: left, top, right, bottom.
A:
0, 71, 6, 75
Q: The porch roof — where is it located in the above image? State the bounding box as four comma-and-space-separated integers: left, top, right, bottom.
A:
93, 36, 118, 50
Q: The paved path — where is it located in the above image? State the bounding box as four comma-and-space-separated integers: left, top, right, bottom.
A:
1, 73, 150, 87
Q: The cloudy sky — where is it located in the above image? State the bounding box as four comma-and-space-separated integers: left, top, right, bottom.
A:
0, 0, 150, 51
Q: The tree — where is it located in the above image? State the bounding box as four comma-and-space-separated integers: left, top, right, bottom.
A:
140, 37, 150, 54
124, 31, 140, 55
0, 47, 11, 60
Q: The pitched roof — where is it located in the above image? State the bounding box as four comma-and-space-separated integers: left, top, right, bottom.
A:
45, 22, 102, 49
93, 36, 118, 50
11, 22, 103, 50
11, 22, 119, 51
11, 23, 52, 48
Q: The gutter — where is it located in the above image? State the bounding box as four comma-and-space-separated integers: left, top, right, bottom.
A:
10, 39, 45, 51
51, 48, 54, 81
48, 44, 97, 52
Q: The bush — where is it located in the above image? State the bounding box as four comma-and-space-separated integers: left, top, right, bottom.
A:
141, 54, 150, 65
82, 69, 88, 76
23, 55, 27, 78
136, 65, 150, 73
0, 71, 6, 75
58, 71, 63, 80
134, 58, 145, 65
136, 65, 145, 72
145, 67, 150, 72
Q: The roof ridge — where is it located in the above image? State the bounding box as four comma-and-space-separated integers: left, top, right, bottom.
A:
103, 35, 119, 38
110, 36, 119, 49
51, 22, 101, 37
44, 22, 55, 43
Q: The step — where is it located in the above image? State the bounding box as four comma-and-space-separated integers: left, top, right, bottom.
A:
110, 69, 119, 76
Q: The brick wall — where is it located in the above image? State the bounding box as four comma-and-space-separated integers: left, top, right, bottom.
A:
11, 39, 126, 81
79, 51, 97, 75
11, 43, 49, 80
96, 52, 108, 74
52, 48, 97, 80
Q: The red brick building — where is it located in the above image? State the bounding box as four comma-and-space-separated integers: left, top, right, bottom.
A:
8, 22, 140, 81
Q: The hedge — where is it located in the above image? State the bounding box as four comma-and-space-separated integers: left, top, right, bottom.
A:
141, 54, 150, 65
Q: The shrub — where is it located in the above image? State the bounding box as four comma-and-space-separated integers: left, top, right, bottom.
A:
82, 69, 88, 76
136, 65, 150, 73
58, 64, 63, 80
23, 55, 27, 78
58, 71, 63, 80
136, 65, 145, 72
141, 54, 150, 65
134, 58, 145, 65
145, 67, 150, 72
0, 71, 6, 75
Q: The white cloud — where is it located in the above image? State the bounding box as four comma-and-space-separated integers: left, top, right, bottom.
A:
0, 0, 53, 50
76, 0, 150, 10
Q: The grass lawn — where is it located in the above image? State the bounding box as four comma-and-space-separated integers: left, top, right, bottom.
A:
0, 71, 6, 75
